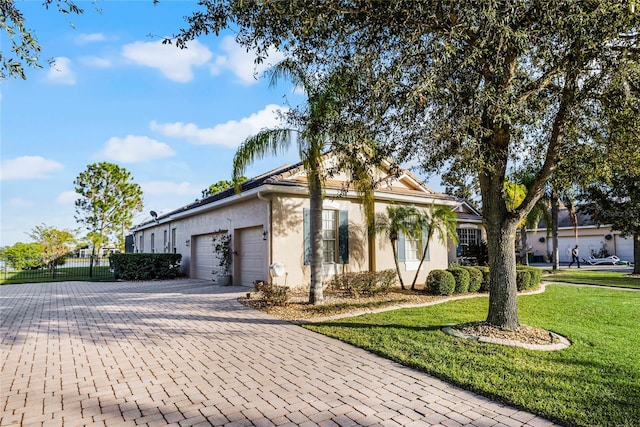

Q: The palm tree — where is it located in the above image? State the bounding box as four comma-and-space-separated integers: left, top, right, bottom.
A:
516, 173, 551, 266
409, 205, 458, 290
374, 205, 423, 290
232, 59, 344, 305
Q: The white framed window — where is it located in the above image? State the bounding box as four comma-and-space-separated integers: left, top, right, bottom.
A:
457, 228, 480, 256
171, 228, 177, 254
404, 234, 421, 261
397, 227, 429, 271
139, 234, 144, 253
151, 233, 155, 253
303, 208, 349, 266
322, 210, 337, 263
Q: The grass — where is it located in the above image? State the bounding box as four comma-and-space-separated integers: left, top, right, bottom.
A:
305, 285, 640, 427
0, 266, 114, 285
542, 269, 640, 289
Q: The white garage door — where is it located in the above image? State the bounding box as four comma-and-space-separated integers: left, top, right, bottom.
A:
613, 235, 634, 262
559, 236, 613, 262
238, 227, 265, 286
193, 233, 219, 280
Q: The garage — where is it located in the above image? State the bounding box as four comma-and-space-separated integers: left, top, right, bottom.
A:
192, 233, 220, 280
237, 226, 266, 286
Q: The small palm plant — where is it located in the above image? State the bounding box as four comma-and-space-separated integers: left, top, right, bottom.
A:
408, 204, 458, 290
375, 204, 423, 290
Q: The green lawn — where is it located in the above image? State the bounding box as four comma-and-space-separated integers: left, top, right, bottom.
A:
306, 285, 640, 427
0, 266, 114, 285
542, 269, 640, 289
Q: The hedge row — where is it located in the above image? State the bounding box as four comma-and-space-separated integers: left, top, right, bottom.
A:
327, 269, 397, 297
426, 266, 541, 295
110, 253, 182, 281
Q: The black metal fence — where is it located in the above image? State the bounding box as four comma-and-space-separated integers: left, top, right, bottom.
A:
0, 256, 115, 284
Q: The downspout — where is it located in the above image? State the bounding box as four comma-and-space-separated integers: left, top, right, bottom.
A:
257, 191, 272, 269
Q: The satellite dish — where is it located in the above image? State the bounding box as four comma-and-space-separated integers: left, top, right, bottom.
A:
269, 263, 286, 277
150, 210, 158, 218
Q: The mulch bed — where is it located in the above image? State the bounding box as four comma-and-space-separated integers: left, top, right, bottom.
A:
241, 288, 559, 346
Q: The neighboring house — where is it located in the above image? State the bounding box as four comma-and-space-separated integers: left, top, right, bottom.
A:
131, 157, 465, 288
525, 208, 635, 263
448, 200, 484, 264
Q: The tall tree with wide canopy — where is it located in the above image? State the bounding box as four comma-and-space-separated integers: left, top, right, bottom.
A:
174, 1, 638, 328
1, 0, 84, 79
74, 162, 143, 255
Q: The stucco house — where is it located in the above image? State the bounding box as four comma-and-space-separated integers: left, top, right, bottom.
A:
130, 156, 480, 288
524, 208, 635, 263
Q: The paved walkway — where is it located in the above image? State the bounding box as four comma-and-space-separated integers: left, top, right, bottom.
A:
1, 280, 559, 427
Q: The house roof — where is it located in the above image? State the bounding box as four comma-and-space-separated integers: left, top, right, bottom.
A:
132, 156, 463, 230
536, 208, 597, 229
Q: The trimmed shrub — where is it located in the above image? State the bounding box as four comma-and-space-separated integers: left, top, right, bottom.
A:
448, 267, 470, 293
257, 282, 290, 306
516, 269, 532, 291
426, 270, 456, 295
326, 269, 396, 297
477, 266, 490, 292
109, 253, 181, 280
523, 266, 542, 289
515, 266, 542, 290
464, 267, 483, 293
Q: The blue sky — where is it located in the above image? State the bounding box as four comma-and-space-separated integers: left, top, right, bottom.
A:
1, 1, 309, 247
1, 1, 444, 248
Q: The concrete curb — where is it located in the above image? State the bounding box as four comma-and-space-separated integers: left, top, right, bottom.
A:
441, 325, 571, 351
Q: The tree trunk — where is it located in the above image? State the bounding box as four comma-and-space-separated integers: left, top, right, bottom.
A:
633, 230, 640, 275
479, 122, 520, 329
410, 239, 431, 290
391, 239, 405, 290
551, 193, 560, 270
485, 219, 520, 329
308, 178, 325, 305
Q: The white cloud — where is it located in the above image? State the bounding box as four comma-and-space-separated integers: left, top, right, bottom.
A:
76, 33, 106, 44
141, 181, 200, 196
210, 36, 285, 85
80, 56, 112, 68
122, 39, 212, 82
8, 198, 33, 207
0, 156, 63, 180
56, 191, 78, 205
96, 135, 175, 163
46, 57, 76, 85
150, 104, 288, 147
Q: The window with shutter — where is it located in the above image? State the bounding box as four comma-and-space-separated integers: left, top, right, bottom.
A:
303, 208, 349, 265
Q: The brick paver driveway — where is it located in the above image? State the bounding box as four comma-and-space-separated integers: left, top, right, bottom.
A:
1, 280, 558, 427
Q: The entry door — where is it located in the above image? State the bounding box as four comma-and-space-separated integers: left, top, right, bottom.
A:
237, 226, 265, 286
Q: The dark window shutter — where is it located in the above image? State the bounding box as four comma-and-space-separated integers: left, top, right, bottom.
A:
303, 208, 310, 265
476, 229, 481, 244
456, 229, 462, 257
397, 232, 406, 262
338, 210, 349, 264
